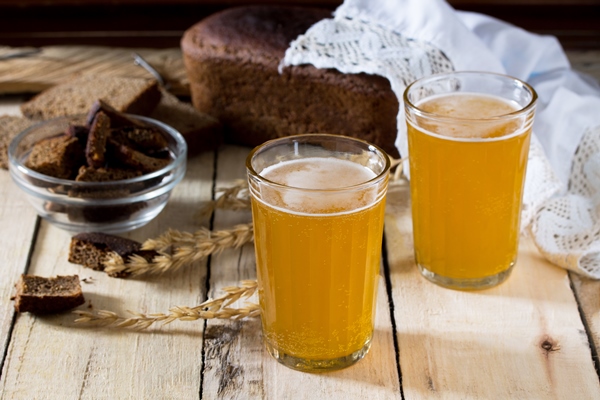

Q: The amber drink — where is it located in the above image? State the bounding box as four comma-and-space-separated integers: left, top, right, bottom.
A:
247, 134, 390, 371
404, 72, 537, 290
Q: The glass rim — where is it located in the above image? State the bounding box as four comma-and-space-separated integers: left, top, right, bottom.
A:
246, 133, 391, 193
403, 71, 538, 124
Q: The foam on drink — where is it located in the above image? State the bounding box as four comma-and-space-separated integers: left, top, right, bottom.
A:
417, 93, 522, 140
259, 157, 378, 214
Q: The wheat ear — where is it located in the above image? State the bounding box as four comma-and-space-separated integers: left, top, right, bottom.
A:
73, 280, 259, 329
390, 157, 406, 181
196, 180, 250, 221
103, 223, 255, 276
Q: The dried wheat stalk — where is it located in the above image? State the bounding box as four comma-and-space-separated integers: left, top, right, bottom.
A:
390, 157, 406, 182
103, 223, 255, 276
74, 280, 260, 330
196, 180, 250, 221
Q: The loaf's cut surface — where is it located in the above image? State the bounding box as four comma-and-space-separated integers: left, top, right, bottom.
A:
14, 274, 85, 314
20, 75, 161, 121
181, 5, 400, 157
149, 89, 222, 155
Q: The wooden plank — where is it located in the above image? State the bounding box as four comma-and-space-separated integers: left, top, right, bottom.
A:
201, 145, 401, 399
0, 46, 189, 95
0, 164, 39, 366
384, 180, 600, 399
0, 152, 215, 398
570, 273, 600, 368
0, 101, 38, 373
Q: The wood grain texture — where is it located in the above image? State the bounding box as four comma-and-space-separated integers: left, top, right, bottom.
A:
570, 272, 600, 369
0, 171, 39, 367
0, 152, 215, 399
384, 180, 600, 399
201, 145, 402, 399
0, 46, 189, 95
0, 46, 596, 98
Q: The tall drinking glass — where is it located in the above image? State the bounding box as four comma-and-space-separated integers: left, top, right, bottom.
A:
246, 134, 390, 372
404, 71, 537, 290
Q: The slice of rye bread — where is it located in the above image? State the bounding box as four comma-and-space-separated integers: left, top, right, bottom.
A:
85, 111, 111, 168
25, 134, 85, 179
20, 75, 162, 121
149, 89, 222, 155
108, 138, 170, 173
68, 232, 157, 277
111, 126, 169, 152
13, 274, 85, 314
0, 115, 37, 169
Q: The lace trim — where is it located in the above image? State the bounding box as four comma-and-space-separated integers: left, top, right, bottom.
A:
531, 126, 600, 278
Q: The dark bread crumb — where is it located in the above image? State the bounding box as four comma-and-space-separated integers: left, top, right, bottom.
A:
14, 274, 85, 314
25, 135, 85, 179
20, 75, 161, 120
25, 100, 174, 183
68, 232, 157, 278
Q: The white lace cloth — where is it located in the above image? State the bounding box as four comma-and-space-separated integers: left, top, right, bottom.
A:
281, 0, 600, 278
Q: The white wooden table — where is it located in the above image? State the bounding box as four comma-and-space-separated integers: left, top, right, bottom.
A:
2, 52, 600, 399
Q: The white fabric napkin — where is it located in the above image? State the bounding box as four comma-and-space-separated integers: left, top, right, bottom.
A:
281, 0, 600, 278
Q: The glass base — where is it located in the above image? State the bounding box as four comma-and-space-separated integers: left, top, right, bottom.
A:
418, 262, 514, 290
264, 336, 372, 373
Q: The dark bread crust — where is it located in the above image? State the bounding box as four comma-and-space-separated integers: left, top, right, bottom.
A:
181, 5, 400, 157
86, 99, 149, 130
14, 274, 85, 314
75, 166, 142, 182
86, 111, 111, 168
68, 232, 157, 277
108, 138, 170, 173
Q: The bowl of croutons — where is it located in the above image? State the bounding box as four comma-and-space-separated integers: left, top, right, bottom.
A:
8, 100, 187, 233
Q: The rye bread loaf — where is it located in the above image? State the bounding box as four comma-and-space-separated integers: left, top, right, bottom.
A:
181, 5, 400, 158
20, 75, 162, 121
13, 274, 85, 314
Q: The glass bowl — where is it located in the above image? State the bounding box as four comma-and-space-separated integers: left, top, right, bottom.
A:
8, 114, 187, 233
